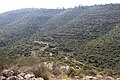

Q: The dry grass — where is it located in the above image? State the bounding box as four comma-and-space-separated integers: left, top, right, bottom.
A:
0, 65, 4, 75
19, 65, 50, 80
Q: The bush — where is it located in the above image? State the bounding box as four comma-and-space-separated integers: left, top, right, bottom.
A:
28, 66, 50, 80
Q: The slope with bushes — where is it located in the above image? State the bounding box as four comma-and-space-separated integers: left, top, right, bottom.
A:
0, 4, 120, 77
0, 8, 64, 47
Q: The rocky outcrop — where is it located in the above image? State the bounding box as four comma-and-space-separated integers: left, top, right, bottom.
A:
79, 75, 120, 80
2, 70, 15, 78
0, 69, 44, 80
0, 65, 119, 80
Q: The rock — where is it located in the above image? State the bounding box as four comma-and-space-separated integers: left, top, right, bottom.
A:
105, 76, 114, 80
63, 48, 72, 53
74, 76, 81, 79
96, 75, 103, 79
51, 50, 58, 54
17, 72, 26, 77
117, 78, 120, 80
48, 44, 55, 48
82, 76, 97, 80
2, 70, 15, 77
24, 73, 35, 79
35, 77, 44, 80
6, 76, 19, 80
17, 73, 25, 80
49, 53, 53, 56
23, 77, 44, 80
0, 76, 6, 80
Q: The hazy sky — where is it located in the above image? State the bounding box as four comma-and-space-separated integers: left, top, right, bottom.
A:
0, 0, 120, 13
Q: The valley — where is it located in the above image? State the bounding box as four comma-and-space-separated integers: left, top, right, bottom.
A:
0, 4, 120, 80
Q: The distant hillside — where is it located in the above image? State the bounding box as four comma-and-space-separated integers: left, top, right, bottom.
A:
0, 8, 64, 46
52, 4, 120, 48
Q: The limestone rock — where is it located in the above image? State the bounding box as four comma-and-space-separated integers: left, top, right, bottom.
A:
0, 76, 6, 80
105, 76, 114, 80
82, 76, 97, 80
6, 76, 19, 80
24, 73, 35, 79
117, 78, 120, 80
2, 70, 15, 77
35, 77, 44, 80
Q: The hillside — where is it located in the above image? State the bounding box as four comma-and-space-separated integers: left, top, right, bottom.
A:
0, 4, 120, 78
0, 8, 64, 47
76, 24, 120, 70
52, 4, 120, 49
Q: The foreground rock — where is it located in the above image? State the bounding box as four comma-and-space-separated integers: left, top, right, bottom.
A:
0, 68, 119, 80
80, 76, 120, 80
82, 76, 97, 80
2, 70, 15, 78
0, 76, 6, 80
0, 69, 44, 80
24, 73, 35, 79
7, 76, 19, 80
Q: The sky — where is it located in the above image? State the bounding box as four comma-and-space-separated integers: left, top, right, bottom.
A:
0, 0, 120, 13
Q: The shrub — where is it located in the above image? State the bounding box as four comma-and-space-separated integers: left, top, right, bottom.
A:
27, 66, 50, 80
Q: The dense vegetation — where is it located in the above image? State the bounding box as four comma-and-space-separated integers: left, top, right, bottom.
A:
0, 4, 120, 77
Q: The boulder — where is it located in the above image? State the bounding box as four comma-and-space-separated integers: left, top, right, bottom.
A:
2, 70, 15, 77
0, 76, 6, 80
17, 72, 26, 77
24, 73, 35, 79
96, 75, 103, 79
6, 76, 19, 80
29, 77, 44, 80
117, 78, 120, 80
17, 73, 25, 80
17, 76, 24, 80
48, 44, 55, 48
35, 77, 44, 80
105, 76, 114, 80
